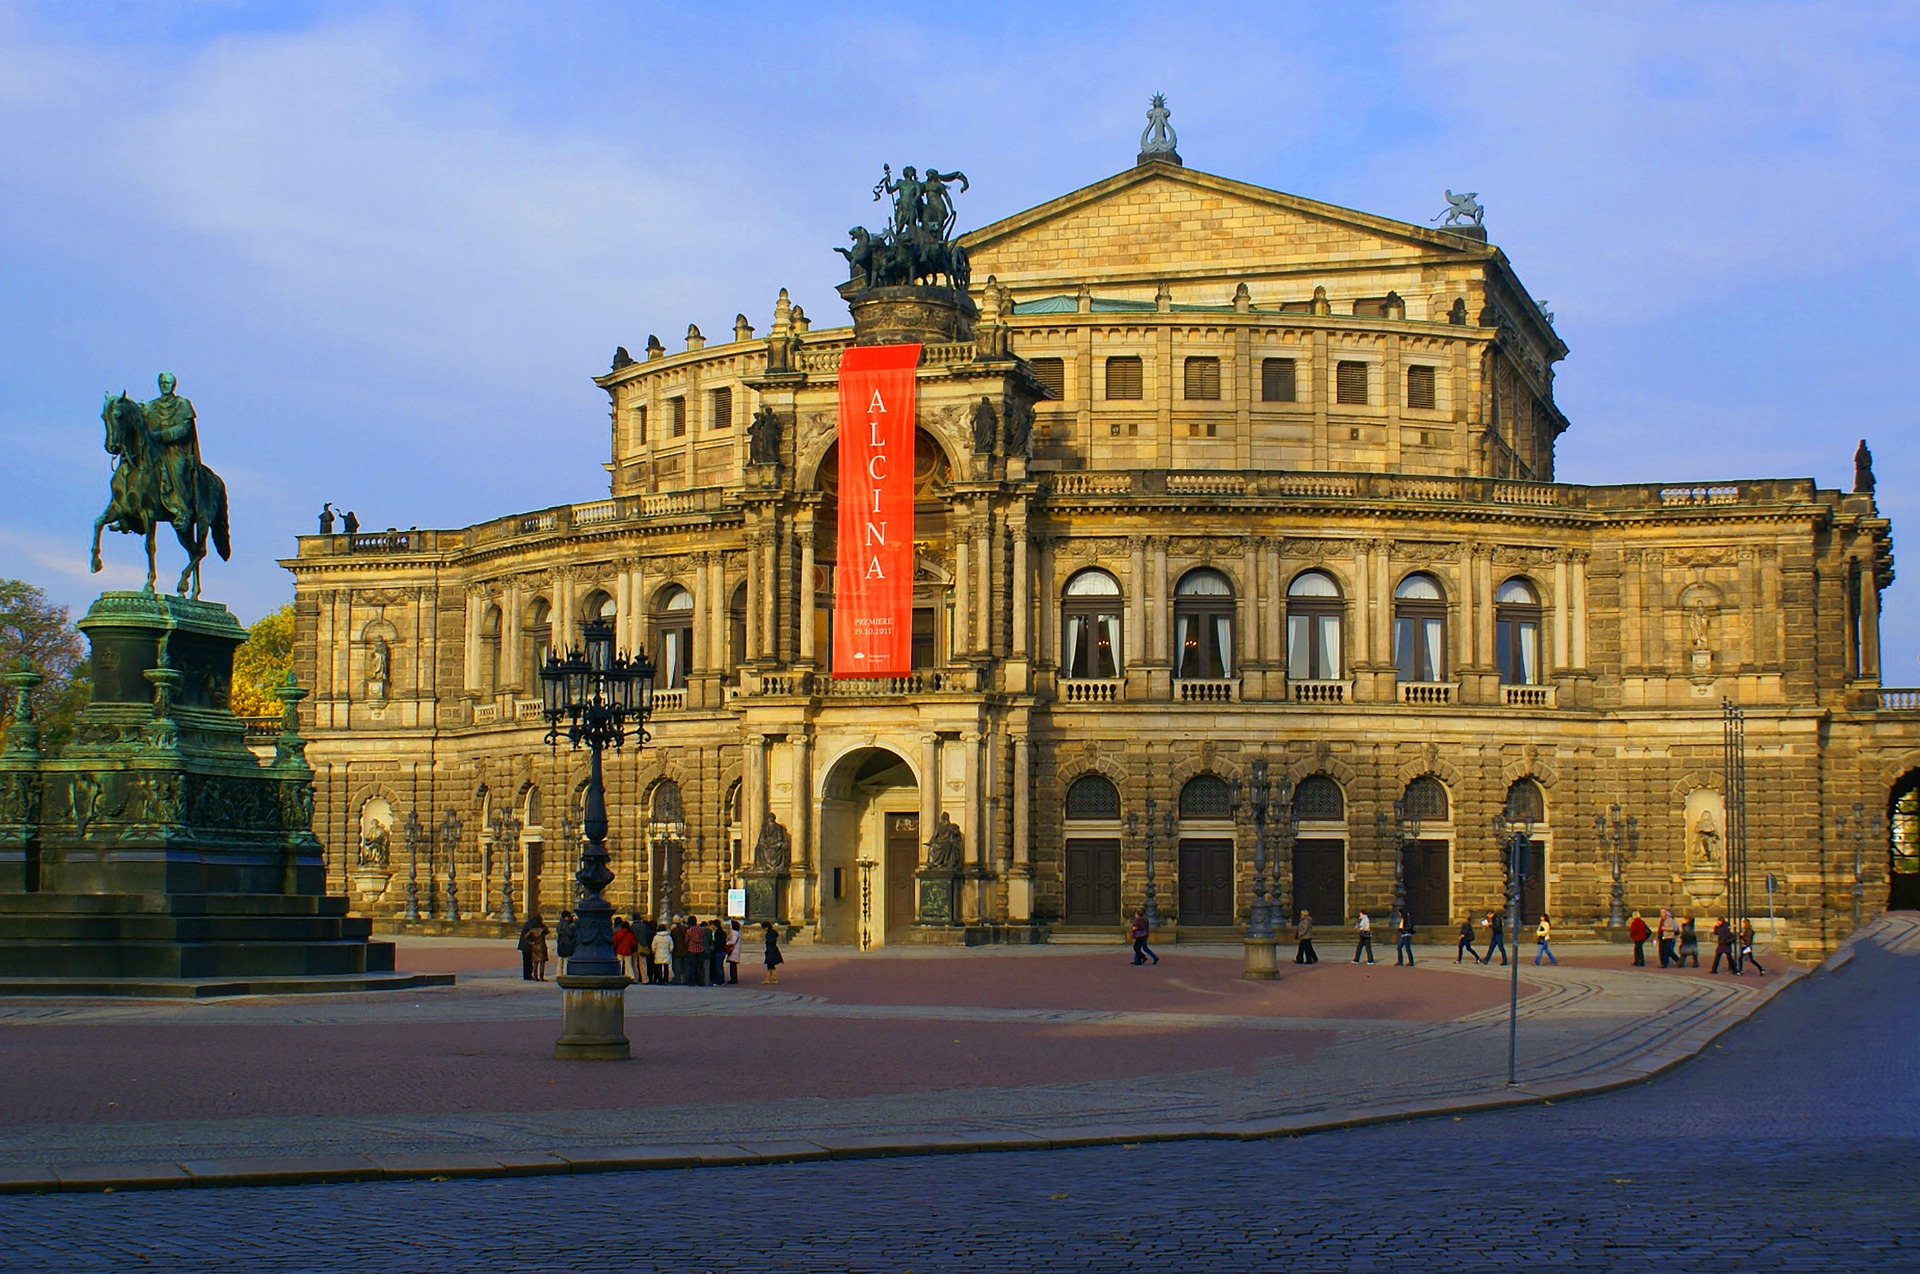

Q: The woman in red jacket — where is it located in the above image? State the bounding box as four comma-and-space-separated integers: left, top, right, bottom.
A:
1628, 911, 1651, 967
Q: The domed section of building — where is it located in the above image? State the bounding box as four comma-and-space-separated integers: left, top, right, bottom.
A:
284, 112, 1910, 958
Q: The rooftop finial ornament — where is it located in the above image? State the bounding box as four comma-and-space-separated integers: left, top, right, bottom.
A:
1138, 93, 1181, 166
835, 164, 971, 290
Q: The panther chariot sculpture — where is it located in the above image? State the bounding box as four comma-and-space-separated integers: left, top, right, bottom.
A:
89, 372, 232, 599
836, 163, 972, 291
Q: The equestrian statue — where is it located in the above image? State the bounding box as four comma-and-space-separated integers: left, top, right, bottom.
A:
90, 372, 231, 600
835, 163, 971, 291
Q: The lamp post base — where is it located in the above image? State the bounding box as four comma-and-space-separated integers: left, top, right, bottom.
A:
554, 973, 632, 1060
1241, 936, 1280, 980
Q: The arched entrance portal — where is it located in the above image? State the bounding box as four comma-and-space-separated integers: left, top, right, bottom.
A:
817, 746, 920, 946
1889, 772, 1920, 910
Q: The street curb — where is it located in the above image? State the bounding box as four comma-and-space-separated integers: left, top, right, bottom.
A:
0, 950, 1829, 1196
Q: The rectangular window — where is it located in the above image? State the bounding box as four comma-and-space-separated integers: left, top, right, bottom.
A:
669, 397, 687, 437
633, 405, 647, 445
708, 386, 732, 430
1104, 356, 1143, 400
1406, 365, 1436, 411
1336, 361, 1370, 406
912, 606, 937, 670
1261, 358, 1297, 402
1029, 357, 1066, 400
1183, 356, 1221, 400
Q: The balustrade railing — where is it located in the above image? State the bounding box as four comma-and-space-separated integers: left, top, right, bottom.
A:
1500, 684, 1556, 708
1058, 677, 1124, 704
1397, 681, 1457, 706
1288, 679, 1351, 704
652, 688, 688, 712
1879, 688, 1920, 710
1174, 678, 1239, 703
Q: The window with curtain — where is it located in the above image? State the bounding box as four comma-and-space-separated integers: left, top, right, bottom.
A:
1061, 569, 1123, 679
654, 586, 694, 689
1174, 568, 1235, 680
1392, 574, 1447, 682
1105, 356, 1144, 400
1285, 570, 1345, 680
1495, 577, 1543, 685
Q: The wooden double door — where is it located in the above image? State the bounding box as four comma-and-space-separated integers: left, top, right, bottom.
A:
1064, 838, 1121, 926
1178, 838, 1235, 927
1291, 839, 1345, 924
1401, 839, 1450, 930
884, 812, 918, 933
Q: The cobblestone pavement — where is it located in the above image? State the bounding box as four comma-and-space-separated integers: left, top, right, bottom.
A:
0, 939, 1781, 1176
2, 924, 1906, 1271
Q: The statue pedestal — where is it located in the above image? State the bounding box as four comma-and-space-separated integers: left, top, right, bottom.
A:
1241, 937, 1279, 980
841, 283, 977, 346
744, 870, 785, 924
554, 974, 631, 1061
916, 870, 961, 926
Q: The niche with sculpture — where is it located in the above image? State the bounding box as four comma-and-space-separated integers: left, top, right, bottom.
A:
1680, 787, 1727, 909
354, 796, 396, 902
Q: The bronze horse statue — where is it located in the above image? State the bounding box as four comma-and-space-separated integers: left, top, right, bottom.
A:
90, 391, 230, 599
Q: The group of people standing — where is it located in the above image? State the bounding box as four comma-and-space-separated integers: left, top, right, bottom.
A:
1625, 909, 1765, 974
517, 913, 787, 985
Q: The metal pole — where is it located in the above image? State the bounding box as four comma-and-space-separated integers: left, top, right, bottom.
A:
1143, 800, 1161, 931
402, 810, 422, 922
441, 811, 462, 923
1508, 830, 1525, 1086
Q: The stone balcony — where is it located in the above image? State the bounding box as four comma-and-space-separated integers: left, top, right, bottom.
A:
1058, 677, 1125, 704
1397, 681, 1458, 706
1173, 678, 1239, 703
1501, 684, 1557, 708
1287, 678, 1352, 704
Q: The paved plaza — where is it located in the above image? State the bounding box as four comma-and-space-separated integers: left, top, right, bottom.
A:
4, 919, 1914, 1271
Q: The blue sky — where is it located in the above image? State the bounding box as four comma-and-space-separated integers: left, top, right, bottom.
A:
4, 1, 1919, 675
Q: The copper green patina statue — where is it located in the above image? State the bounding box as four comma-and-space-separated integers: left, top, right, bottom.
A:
90, 372, 231, 599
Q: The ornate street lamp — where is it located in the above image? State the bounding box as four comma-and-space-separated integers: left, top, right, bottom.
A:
489, 808, 521, 925
1375, 799, 1422, 922
1595, 803, 1638, 930
857, 854, 877, 951
401, 809, 424, 923
439, 810, 463, 923
1141, 797, 1164, 931
1493, 796, 1536, 1086
1244, 761, 1273, 941
539, 617, 655, 1061
1837, 801, 1884, 929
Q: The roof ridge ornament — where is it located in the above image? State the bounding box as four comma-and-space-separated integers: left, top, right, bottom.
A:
1137, 93, 1182, 167
1434, 189, 1485, 228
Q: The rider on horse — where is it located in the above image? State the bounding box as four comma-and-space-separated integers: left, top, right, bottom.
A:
145, 373, 205, 529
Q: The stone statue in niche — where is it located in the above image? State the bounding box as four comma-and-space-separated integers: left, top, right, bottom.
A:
748, 406, 783, 466
925, 811, 964, 872
358, 821, 391, 869
1004, 395, 1034, 458
752, 811, 791, 871
1692, 809, 1720, 865
366, 637, 391, 703
1688, 602, 1711, 651
969, 396, 998, 455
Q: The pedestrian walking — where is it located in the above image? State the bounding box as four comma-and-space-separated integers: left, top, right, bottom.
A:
528, 916, 551, 981
650, 922, 675, 984
1352, 910, 1375, 963
637, 916, 659, 983
611, 917, 638, 981
708, 917, 727, 986
1395, 910, 1415, 965
1456, 917, 1479, 963
726, 919, 744, 984
1129, 909, 1159, 965
1657, 908, 1677, 968
762, 920, 784, 984
1533, 913, 1558, 966
516, 917, 539, 980
1294, 910, 1318, 964
1481, 910, 1507, 965
685, 915, 709, 986
1678, 915, 1700, 967
1711, 917, 1739, 974
670, 915, 688, 984
556, 909, 579, 972
1628, 910, 1650, 967
1739, 917, 1766, 975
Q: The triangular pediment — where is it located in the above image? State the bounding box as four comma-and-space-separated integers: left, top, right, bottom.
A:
961, 163, 1489, 292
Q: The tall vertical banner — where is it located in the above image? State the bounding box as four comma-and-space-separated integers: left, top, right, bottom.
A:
834, 343, 921, 677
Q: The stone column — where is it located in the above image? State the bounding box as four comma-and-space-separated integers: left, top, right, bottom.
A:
1150, 537, 1170, 663
614, 571, 633, 657
1738, 547, 1758, 670
501, 584, 522, 691
1456, 547, 1477, 679
918, 733, 941, 855
1263, 539, 1282, 670
1011, 520, 1030, 658
975, 516, 992, 656
1553, 553, 1570, 672
1127, 536, 1147, 670
1036, 536, 1057, 670
463, 591, 483, 693
798, 527, 817, 664
954, 526, 973, 656
1010, 734, 1033, 921
761, 529, 779, 662
1862, 555, 1883, 681
789, 731, 813, 921
1242, 538, 1260, 690
1571, 551, 1589, 668
1349, 542, 1370, 679
745, 734, 768, 855
743, 533, 761, 663
1371, 542, 1391, 666
961, 729, 985, 923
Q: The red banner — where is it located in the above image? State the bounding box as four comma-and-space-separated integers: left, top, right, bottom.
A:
834, 343, 921, 677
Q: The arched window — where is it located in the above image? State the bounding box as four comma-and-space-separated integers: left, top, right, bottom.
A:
480, 604, 502, 691
582, 590, 615, 623
1495, 577, 1542, 686
648, 778, 684, 826
1179, 773, 1234, 820
524, 597, 553, 690
1392, 574, 1447, 682
728, 582, 748, 671
654, 587, 694, 689
1292, 775, 1345, 821
1504, 778, 1545, 824
1402, 775, 1450, 821
1065, 774, 1121, 821
1062, 570, 1123, 679
1285, 570, 1344, 681
1174, 569, 1235, 680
